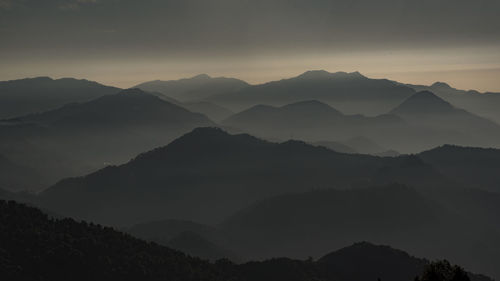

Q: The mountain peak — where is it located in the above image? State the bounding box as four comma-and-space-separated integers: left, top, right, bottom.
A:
119, 87, 149, 95
431, 82, 452, 89
391, 91, 454, 115
191, 74, 211, 80
296, 70, 365, 80
297, 70, 331, 79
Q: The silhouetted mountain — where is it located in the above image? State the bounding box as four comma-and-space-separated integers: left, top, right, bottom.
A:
0, 77, 120, 119
2, 200, 491, 281
38, 127, 447, 225
418, 145, 500, 193
222, 101, 412, 149
0, 89, 214, 190
405, 81, 500, 124
318, 242, 491, 281
390, 91, 500, 148
318, 242, 428, 281
391, 91, 458, 115
135, 74, 250, 102
210, 70, 415, 114
220, 184, 500, 280
0, 199, 230, 281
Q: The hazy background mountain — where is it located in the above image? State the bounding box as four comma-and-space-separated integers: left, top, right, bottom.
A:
222, 91, 500, 153
405, 81, 500, 124
390, 91, 500, 136
0, 77, 121, 119
135, 74, 250, 102
0, 89, 214, 190
209, 70, 416, 114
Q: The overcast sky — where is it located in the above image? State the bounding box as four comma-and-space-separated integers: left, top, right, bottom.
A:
1, 0, 499, 91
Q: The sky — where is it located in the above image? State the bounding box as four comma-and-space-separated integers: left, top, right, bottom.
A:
1, 0, 499, 91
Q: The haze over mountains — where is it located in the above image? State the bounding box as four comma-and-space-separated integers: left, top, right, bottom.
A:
37, 127, 451, 225
406, 81, 500, 124
0, 77, 121, 119
18, 127, 499, 278
3, 0, 500, 279
0, 88, 214, 189
1, 72, 500, 280
135, 74, 250, 102
209, 70, 416, 114
223, 93, 500, 152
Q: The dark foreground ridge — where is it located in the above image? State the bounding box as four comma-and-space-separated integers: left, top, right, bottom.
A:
0, 200, 492, 281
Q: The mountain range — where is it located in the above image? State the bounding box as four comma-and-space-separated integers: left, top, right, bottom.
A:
0, 89, 214, 189
135, 74, 250, 102
0, 77, 120, 119
222, 91, 500, 152
0, 200, 491, 281
2, 73, 500, 280
209, 70, 416, 114
19, 127, 499, 278
406, 81, 500, 124
37, 127, 450, 225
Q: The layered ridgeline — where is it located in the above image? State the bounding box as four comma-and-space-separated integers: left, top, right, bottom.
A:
123, 184, 500, 280
0, 89, 214, 190
135, 74, 250, 102
0, 200, 491, 281
147, 93, 234, 122
406, 81, 500, 124
222, 92, 500, 152
208, 70, 416, 114
32, 128, 500, 279
390, 91, 500, 142
219, 185, 500, 279
0, 77, 121, 119
38, 127, 449, 225
419, 145, 500, 193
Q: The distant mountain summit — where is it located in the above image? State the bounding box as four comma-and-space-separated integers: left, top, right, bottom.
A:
0, 77, 120, 119
391, 91, 455, 115
222, 100, 409, 147
39, 127, 446, 225
210, 70, 415, 114
0, 89, 215, 190
15, 88, 213, 129
135, 74, 250, 101
405, 81, 500, 124
296, 70, 366, 80
389, 91, 500, 148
